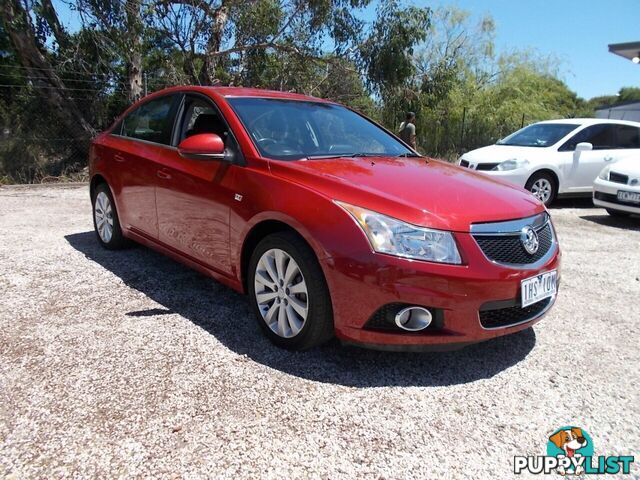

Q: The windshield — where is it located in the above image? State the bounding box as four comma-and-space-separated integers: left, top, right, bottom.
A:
497, 123, 579, 148
227, 98, 413, 160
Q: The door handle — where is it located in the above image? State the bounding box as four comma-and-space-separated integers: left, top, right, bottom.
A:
114, 153, 126, 162
604, 156, 614, 162
157, 169, 172, 180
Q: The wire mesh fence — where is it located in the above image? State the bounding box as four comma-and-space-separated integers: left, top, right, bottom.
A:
0, 82, 128, 184
0, 80, 535, 183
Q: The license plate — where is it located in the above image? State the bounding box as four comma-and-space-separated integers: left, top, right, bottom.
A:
617, 190, 640, 204
521, 270, 557, 308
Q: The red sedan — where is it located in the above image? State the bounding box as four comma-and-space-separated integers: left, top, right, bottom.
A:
89, 86, 560, 351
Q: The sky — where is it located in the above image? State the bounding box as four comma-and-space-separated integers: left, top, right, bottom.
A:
52, 0, 639, 100
396, 0, 639, 99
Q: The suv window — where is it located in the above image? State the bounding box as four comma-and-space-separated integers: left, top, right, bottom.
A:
559, 124, 616, 151
614, 124, 640, 149
122, 95, 177, 145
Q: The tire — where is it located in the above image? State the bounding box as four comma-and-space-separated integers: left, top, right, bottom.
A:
91, 182, 128, 249
247, 231, 334, 350
525, 171, 557, 206
606, 208, 631, 218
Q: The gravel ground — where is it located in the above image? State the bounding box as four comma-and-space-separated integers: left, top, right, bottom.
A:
0, 184, 638, 479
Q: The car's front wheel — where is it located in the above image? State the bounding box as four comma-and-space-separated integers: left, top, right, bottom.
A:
92, 182, 128, 249
247, 232, 333, 350
525, 171, 557, 206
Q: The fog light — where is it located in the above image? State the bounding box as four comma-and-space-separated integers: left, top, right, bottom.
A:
394, 306, 433, 331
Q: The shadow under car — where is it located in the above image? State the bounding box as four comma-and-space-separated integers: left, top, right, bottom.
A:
65, 231, 537, 387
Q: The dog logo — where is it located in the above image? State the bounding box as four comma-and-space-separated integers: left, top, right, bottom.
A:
514, 426, 634, 476
520, 226, 539, 254
548, 427, 590, 475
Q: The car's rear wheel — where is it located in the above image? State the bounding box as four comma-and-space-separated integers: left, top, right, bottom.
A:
92, 183, 128, 249
606, 208, 631, 217
247, 232, 333, 350
525, 172, 557, 206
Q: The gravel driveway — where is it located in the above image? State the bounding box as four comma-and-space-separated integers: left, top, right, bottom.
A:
0, 184, 638, 479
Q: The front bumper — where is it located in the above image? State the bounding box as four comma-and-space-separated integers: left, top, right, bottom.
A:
321, 230, 561, 351
593, 177, 640, 214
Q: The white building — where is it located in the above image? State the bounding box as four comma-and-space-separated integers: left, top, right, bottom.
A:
595, 101, 640, 122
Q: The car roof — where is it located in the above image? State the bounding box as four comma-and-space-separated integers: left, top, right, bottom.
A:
535, 118, 640, 127
144, 85, 334, 104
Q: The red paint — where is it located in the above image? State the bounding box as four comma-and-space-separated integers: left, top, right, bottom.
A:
178, 133, 225, 156
90, 86, 561, 350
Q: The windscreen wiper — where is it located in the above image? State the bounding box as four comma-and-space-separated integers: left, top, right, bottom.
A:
396, 152, 422, 157
305, 153, 387, 160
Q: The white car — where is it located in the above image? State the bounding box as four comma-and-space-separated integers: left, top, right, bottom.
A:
458, 119, 640, 206
593, 157, 640, 217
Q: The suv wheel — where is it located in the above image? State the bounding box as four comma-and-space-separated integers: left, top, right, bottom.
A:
92, 183, 128, 249
248, 232, 333, 350
525, 172, 557, 206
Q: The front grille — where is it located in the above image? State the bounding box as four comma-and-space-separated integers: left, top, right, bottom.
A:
474, 222, 553, 265
608, 171, 629, 184
476, 162, 500, 171
479, 297, 551, 329
460, 159, 470, 168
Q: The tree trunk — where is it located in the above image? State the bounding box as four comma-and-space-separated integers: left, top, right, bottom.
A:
0, 0, 95, 152
198, 4, 229, 85
127, 51, 143, 102
38, 0, 69, 50
125, 0, 143, 102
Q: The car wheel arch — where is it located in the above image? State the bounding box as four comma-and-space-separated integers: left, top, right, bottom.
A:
239, 219, 325, 294
90, 174, 108, 200
527, 168, 560, 191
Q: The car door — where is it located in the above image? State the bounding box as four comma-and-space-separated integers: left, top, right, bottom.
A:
612, 123, 640, 162
154, 93, 242, 275
107, 94, 180, 237
557, 124, 617, 192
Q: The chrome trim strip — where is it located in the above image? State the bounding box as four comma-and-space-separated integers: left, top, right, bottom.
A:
470, 212, 548, 235
479, 294, 557, 331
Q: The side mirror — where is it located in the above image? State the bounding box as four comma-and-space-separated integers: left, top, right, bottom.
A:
575, 142, 593, 152
178, 133, 226, 161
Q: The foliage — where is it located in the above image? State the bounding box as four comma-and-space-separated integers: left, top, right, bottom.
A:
0, 2, 634, 183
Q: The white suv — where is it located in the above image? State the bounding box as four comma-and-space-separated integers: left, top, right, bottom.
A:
458, 119, 640, 205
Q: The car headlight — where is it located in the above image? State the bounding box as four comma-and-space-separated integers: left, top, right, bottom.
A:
598, 165, 611, 180
493, 159, 529, 171
335, 201, 462, 264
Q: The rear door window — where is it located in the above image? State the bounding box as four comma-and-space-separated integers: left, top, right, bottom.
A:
122, 95, 178, 145
614, 124, 640, 149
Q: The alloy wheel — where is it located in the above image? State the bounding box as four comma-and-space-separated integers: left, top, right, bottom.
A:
254, 248, 308, 338
94, 191, 114, 243
530, 178, 552, 203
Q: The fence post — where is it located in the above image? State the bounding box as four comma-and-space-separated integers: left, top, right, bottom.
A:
459, 107, 466, 152
521, 113, 525, 128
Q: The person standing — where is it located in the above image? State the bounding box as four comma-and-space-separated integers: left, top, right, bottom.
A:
398, 111, 417, 149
